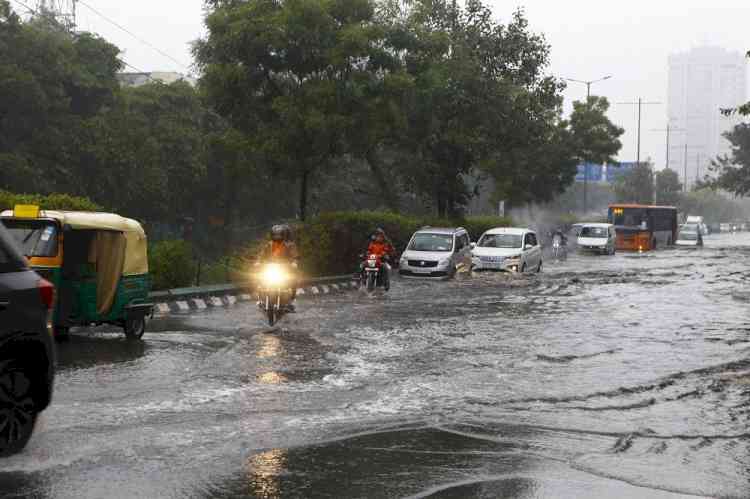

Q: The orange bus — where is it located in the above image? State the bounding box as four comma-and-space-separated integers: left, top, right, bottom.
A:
608, 204, 678, 251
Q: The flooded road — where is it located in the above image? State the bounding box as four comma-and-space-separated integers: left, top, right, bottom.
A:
2, 233, 750, 498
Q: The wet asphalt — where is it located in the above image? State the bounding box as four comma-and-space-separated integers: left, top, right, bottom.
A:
2, 233, 750, 498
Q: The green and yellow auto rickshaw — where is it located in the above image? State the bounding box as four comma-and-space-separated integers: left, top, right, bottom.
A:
0, 205, 153, 340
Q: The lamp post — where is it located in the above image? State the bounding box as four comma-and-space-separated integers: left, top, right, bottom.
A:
650, 123, 686, 204
564, 75, 613, 214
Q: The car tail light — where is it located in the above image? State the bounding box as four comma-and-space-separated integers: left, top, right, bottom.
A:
38, 278, 55, 310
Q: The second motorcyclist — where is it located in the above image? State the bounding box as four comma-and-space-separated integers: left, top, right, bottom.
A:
362, 228, 396, 291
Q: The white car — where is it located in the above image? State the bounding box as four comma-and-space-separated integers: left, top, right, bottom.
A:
577, 223, 616, 255
399, 227, 473, 279
471, 228, 542, 273
675, 225, 703, 247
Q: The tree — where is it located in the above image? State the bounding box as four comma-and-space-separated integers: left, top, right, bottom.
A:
678, 189, 743, 225
388, 1, 577, 214
0, 1, 122, 193
194, 0, 402, 220
711, 123, 750, 196
655, 168, 682, 206
569, 96, 624, 165
615, 162, 654, 204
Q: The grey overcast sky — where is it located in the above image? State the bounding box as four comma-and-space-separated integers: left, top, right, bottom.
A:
69, 0, 750, 168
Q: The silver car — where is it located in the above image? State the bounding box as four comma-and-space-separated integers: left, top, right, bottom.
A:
399, 227, 472, 279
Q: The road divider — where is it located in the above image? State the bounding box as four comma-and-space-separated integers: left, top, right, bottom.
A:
150, 275, 359, 316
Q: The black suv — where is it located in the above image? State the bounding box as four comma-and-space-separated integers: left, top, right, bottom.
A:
0, 222, 55, 456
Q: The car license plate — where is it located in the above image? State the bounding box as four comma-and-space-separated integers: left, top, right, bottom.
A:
411, 268, 432, 274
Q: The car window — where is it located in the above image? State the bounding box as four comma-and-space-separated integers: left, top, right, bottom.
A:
461, 234, 470, 249
525, 233, 538, 247
0, 224, 26, 273
479, 233, 522, 248
408, 233, 454, 252
581, 226, 608, 238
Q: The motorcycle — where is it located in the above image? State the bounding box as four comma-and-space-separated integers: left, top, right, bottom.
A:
256, 263, 295, 326
360, 253, 389, 293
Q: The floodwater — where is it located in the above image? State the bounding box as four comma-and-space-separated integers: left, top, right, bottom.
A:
2, 233, 750, 498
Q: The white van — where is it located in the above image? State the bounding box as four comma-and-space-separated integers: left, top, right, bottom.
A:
576, 223, 616, 255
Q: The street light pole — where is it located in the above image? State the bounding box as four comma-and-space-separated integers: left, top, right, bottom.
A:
650, 123, 686, 199
564, 75, 613, 214
618, 99, 662, 166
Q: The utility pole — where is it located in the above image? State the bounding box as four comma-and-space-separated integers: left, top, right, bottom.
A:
564, 75, 613, 214
696, 152, 702, 185
618, 99, 662, 166
683, 144, 688, 192
650, 123, 686, 204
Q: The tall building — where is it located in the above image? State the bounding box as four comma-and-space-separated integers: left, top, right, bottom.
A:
667, 47, 747, 188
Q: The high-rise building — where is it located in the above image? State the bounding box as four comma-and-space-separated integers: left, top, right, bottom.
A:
667, 47, 747, 188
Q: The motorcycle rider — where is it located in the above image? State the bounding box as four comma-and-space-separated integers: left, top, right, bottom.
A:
549, 227, 568, 247
259, 224, 299, 311
362, 228, 395, 291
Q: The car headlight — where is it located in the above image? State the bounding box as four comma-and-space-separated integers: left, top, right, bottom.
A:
261, 264, 289, 286
505, 256, 521, 265
439, 258, 451, 266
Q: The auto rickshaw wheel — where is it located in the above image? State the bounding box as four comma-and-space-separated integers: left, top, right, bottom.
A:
54, 327, 70, 342
123, 317, 146, 340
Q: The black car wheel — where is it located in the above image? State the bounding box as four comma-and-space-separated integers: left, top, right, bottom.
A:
123, 317, 146, 340
0, 361, 38, 457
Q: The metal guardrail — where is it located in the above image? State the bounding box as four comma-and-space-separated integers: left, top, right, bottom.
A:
148, 275, 355, 301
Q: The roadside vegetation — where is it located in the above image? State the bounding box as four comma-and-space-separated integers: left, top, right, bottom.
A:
0, 0, 629, 286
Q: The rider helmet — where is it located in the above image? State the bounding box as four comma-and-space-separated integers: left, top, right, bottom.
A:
271, 224, 291, 242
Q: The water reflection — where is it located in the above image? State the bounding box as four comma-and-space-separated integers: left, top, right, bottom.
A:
256, 334, 282, 359
256, 371, 287, 385
55, 334, 147, 370
247, 448, 287, 498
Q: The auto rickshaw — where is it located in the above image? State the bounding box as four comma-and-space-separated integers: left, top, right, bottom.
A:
0, 205, 153, 340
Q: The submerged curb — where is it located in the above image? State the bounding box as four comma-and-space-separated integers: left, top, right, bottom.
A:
151, 276, 359, 316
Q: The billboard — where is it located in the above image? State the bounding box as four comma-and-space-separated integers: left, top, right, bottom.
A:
575, 163, 603, 182
606, 162, 638, 183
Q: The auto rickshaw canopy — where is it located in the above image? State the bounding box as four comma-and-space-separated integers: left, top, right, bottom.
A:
1, 209, 148, 276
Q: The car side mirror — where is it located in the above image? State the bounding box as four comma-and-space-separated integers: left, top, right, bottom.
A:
525, 244, 533, 250
470, 242, 476, 249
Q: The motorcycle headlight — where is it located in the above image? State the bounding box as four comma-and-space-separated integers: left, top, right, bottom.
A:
261, 264, 289, 286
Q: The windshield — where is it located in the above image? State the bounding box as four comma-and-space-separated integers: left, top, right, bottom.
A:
611, 208, 648, 228
580, 227, 608, 238
408, 233, 454, 252
679, 231, 698, 241
478, 233, 522, 249
0, 219, 59, 257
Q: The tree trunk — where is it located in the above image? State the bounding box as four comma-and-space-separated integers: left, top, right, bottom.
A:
223, 172, 239, 257
365, 148, 399, 212
299, 169, 309, 221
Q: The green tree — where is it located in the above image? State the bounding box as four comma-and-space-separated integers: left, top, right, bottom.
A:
194, 0, 401, 220
678, 189, 743, 225
655, 168, 682, 206
389, 1, 576, 214
615, 162, 654, 204
711, 123, 750, 196
569, 96, 624, 165
0, 1, 121, 192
